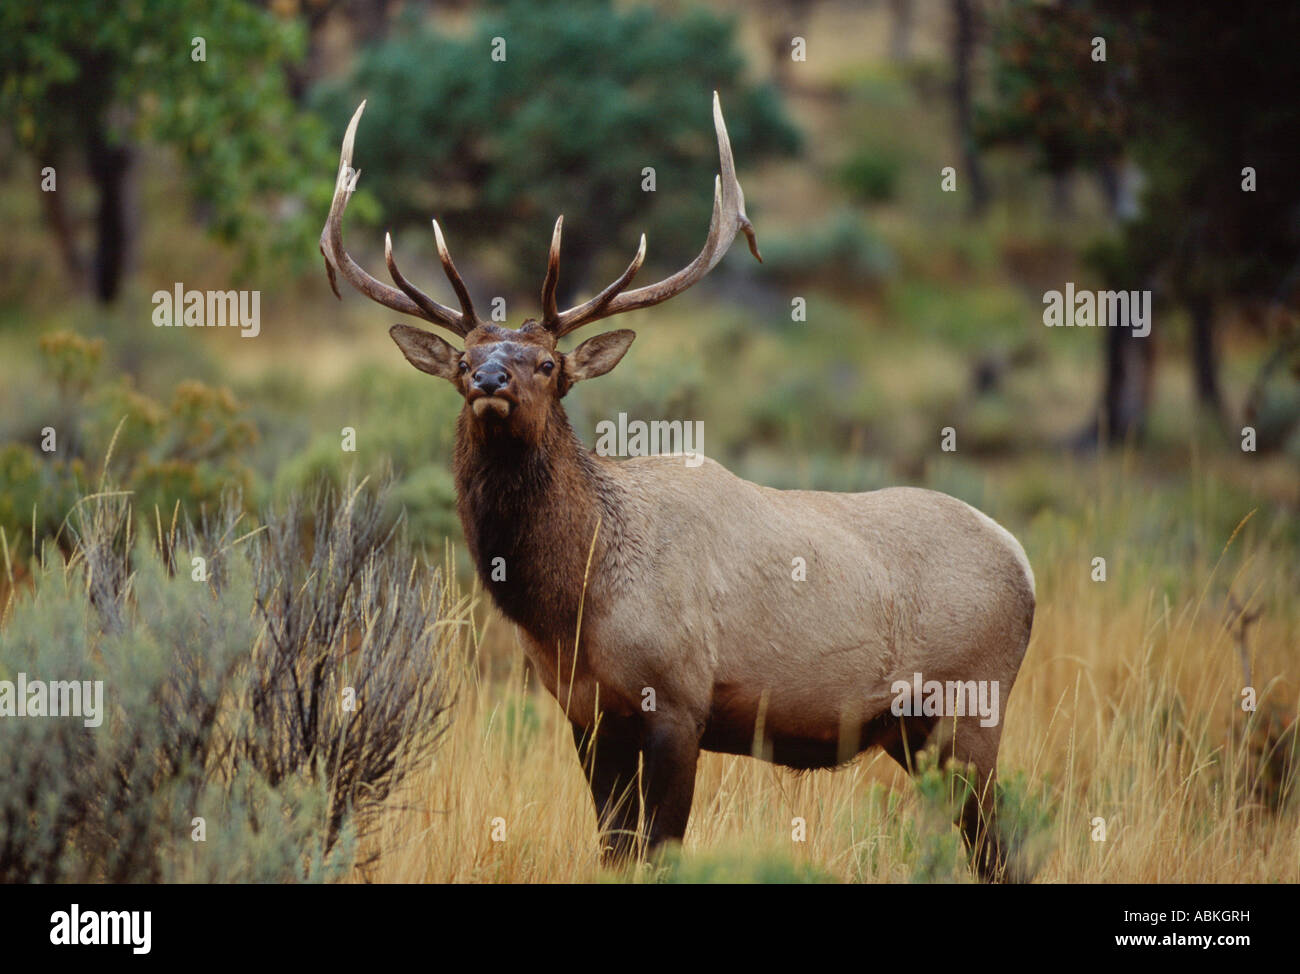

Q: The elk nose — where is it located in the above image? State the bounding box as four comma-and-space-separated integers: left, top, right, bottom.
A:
473, 366, 509, 395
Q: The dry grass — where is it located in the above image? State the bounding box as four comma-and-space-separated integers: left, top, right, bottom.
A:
358, 458, 1300, 884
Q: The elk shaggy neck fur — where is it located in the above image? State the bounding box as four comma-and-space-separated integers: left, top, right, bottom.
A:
455, 405, 615, 643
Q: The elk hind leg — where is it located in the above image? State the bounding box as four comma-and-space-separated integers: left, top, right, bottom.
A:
640, 715, 701, 853
882, 716, 1010, 882
940, 722, 1009, 883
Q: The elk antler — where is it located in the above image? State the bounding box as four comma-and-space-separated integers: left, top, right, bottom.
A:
540, 91, 762, 338
320, 101, 481, 338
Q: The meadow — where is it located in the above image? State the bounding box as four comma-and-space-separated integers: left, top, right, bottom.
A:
1, 0, 1296, 883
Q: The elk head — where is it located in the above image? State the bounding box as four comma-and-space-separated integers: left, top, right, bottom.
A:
320, 93, 761, 447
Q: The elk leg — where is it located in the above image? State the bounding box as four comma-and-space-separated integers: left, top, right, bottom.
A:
939, 723, 1011, 883
571, 721, 641, 865
640, 717, 701, 852
958, 765, 1008, 883
931, 721, 1010, 883
882, 716, 1010, 882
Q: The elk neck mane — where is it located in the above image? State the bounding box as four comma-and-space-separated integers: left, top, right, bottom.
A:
452, 400, 632, 643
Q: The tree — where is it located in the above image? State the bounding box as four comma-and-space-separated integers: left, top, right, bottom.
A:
0, 0, 332, 302
979, 0, 1300, 443
951, 0, 989, 217
977, 0, 1131, 217
310, 0, 799, 305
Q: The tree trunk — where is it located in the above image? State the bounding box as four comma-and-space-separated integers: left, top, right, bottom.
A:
1189, 296, 1225, 424
1075, 277, 1157, 447
889, 0, 914, 62
85, 124, 133, 303
952, 0, 988, 217
1100, 323, 1154, 441
38, 151, 88, 291
1095, 159, 1120, 217
1050, 170, 1074, 219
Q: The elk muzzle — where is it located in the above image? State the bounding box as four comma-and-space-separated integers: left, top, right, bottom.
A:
468, 363, 514, 418
472, 364, 510, 395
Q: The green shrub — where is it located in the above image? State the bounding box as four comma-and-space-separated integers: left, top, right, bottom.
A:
905, 749, 1053, 883
38, 331, 104, 396
651, 846, 836, 884
840, 147, 903, 203
0, 482, 464, 882
760, 211, 896, 287
0, 330, 261, 558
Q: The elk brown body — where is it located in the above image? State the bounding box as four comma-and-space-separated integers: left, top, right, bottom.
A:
321, 95, 1035, 880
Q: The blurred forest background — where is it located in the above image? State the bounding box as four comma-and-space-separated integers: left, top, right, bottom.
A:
0, 0, 1297, 883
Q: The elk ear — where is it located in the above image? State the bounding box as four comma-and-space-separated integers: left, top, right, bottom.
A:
563, 329, 635, 390
390, 324, 461, 380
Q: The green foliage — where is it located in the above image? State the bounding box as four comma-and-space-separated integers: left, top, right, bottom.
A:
993, 770, 1055, 883
906, 749, 978, 883
981, 0, 1300, 308
386, 463, 460, 544
268, 365, 462, 544
0, 443, 85, 552
0, 330, 258, 558
243, 483, 461, 851
650, 845, 835, 884
0, 0, 331, 276
976, 0, 1130, 175
0, 500, 348, 881
0, 483, 462, 881
761, 211, 896, 288
903, 750, 1053, 883
37, 331, 103, 395
886, 278, 1028, 349
839, 145, 904, 204
849, 782, 913, 880
311, 0, 798, 298
1245, 338, 1300, 457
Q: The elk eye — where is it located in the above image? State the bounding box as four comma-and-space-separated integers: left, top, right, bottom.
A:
539, 360, 555, 376
458, 360, 469, 373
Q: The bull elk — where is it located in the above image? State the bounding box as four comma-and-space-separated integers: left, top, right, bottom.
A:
320, 94, 1035, 880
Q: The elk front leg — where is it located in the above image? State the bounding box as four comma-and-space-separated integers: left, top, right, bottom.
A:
571, 721, 641, 865
640, 716, 701, 852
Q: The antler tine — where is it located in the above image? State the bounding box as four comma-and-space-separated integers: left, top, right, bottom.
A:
541, 216, 564, 325
320, 101, 474, 339
432, 220, 479, 326
548, 91, 761, 337
384, 232, 472, 337
551, 234, 646, 337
